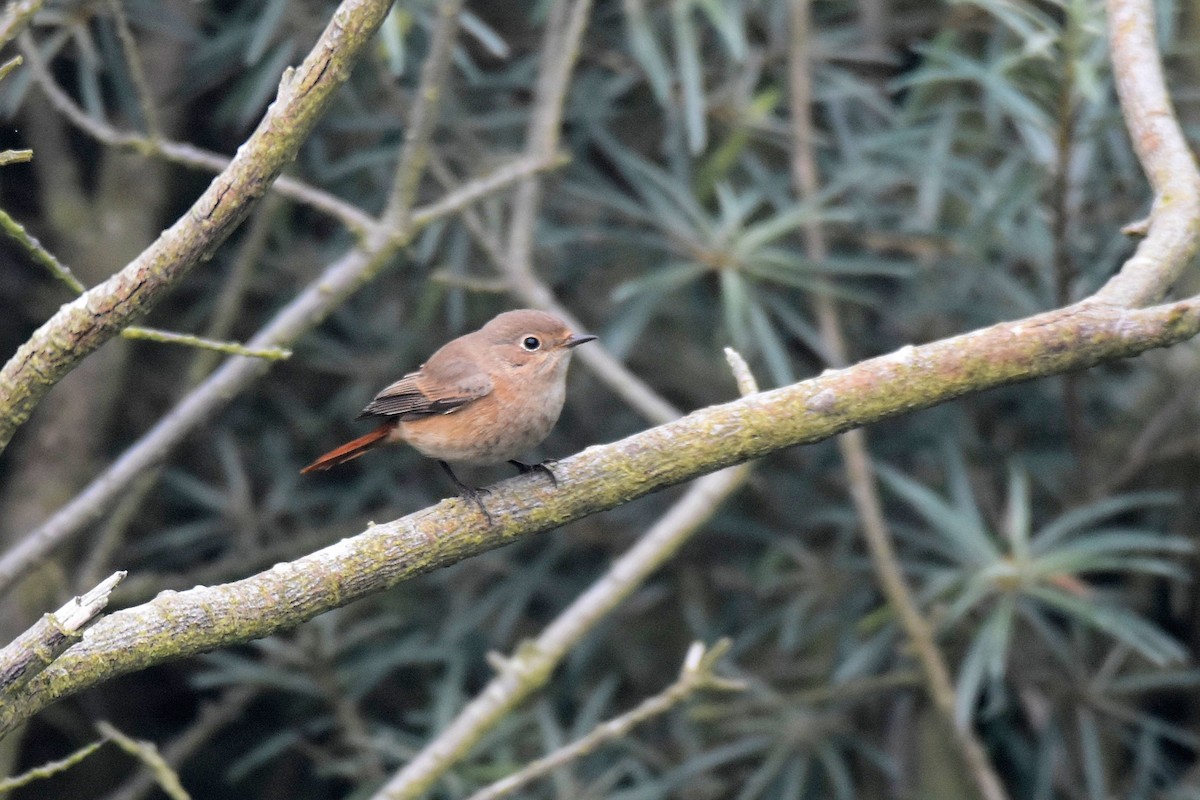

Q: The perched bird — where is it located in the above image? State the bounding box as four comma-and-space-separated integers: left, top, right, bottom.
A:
301, 309, 597, 521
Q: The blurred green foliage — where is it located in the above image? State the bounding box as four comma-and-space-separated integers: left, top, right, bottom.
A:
2, 0, 1199, 798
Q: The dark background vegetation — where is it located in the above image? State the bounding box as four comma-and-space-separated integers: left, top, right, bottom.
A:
2, 0, 1200, 798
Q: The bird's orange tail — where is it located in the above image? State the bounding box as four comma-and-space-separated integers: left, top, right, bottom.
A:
300, 423, 395, 473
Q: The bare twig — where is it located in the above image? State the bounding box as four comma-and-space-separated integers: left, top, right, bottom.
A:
0, 53, 21, 81
120, 327, 291, 361
843, 430, 1013, 800
723, 347, 759, 397
105, 0, 161, 139
504, 0, 590, 272
1122, 217, 1151, 236
463, 641, 743, 800
0, 738, 106, 792
0, 204, 85, 292
0, 571, 125, 695
3, 207, 293, 366
0, 148, 31, 165
380, 0, 464, 230
97, 721, 190, 800
1091, 0, 1200, 307
100, 686, 259, 800
188, 193, 282, 383
410, 151, 569, 233
1, 294, 1200, 737
1, 206, 287, 362
426, 150, 512, 272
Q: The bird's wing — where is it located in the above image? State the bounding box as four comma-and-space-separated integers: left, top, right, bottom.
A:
356, 343, 493, 420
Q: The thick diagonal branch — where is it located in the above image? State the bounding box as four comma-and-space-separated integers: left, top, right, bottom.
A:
1, 296, 1198, 738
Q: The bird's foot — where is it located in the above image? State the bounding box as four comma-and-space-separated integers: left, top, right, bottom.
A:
458, 484, 493, 524
509, 459, 558, 488
440, 461, 493, 524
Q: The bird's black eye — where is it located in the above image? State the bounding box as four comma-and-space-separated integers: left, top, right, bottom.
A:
521, 336, 542, 352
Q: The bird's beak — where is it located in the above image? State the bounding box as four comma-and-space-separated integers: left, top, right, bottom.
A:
565, 333, 598, 348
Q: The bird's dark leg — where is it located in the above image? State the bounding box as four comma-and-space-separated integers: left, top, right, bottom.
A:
509, 459, 558, 488
439, 461, 492, 523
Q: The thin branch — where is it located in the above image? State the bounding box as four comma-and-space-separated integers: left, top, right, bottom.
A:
426, 150, 512, 272
96, 722, 190, 800
18, 32, 376, 236
0, 53, 21, 82
0, 51, 30, 167
0, 0, 395, 456
99, 686, 259, 800
409, 150, 569, 233
0, 204, 85, 293
187, 193, 282, 383
0, 207, 288, 360
463, 641, 742, 800
120, 327, 292, 361
787, 3, 1009, 799
504, 0, 588, 273
843, 428, 1012, 800
723, 347, 758, 397
0, 738, 106, 792
105, 0, 161, 140
1091, 0, 1200, 307
380, 0, 464, 230
428, 269, 510, 293
2, 295, 1199, 738
2, 198, 287, 373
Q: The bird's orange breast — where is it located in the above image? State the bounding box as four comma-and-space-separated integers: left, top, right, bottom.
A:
398, 365, 567, 465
